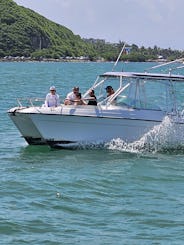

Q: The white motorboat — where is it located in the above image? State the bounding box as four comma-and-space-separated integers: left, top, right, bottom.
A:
8, 59, 184, 148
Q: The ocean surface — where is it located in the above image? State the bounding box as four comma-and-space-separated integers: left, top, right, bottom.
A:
0, 61, 184, 244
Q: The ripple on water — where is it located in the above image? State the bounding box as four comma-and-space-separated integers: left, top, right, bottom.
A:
1, 62, 184, 244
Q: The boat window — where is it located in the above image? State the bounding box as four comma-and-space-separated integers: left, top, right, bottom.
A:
87, 74, 180, 112
172, 82, 184, 111
115, 78, 176, 111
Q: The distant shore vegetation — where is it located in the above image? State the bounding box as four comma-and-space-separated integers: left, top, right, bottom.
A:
1, 0, 184, 62
1, 40, 183, 63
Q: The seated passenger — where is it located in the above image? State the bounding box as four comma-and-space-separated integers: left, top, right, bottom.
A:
64, 86, 79, 105
45, 86, 60, 107
87, 89, 97, 105
74, 92, 86, 105
105, 86, 115, 97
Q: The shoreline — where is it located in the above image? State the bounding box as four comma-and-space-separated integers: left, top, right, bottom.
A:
0, 57, 93, 63
0, 57, 168, 63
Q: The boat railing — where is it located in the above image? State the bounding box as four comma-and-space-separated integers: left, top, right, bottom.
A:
83, 78, 106, 98
17, 97, 45, 107
107, 83, 131, 106
97, 83, 131, 108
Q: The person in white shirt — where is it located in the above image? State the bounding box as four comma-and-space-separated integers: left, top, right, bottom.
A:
45, 86, 60, 107
64, 86, 79, 105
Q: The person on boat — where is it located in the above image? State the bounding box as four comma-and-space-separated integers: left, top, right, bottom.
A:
87, 89, 97, 105
64, 86, 79, 105
74, 92, 86, 105
45, 86, 60, 107
106, 86, 115, 97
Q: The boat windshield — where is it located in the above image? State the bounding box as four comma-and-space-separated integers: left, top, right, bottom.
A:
86, 74, 184, 112
114, 78, 175, 111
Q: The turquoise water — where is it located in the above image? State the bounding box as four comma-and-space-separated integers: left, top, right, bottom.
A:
1, 62, 184, 244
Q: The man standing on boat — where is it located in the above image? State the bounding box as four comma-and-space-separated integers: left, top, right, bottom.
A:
45, 86, 60, 107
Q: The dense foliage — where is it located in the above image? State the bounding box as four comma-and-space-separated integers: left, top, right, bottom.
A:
0, 0, 96, 59
1, 0, 184, 61
86, 40, 184, 62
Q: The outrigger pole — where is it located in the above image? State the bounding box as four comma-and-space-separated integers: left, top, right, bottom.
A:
144, 58, 184, 73
112, 42, 126, 71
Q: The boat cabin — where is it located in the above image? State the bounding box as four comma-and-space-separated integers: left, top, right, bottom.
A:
83, 71, 184, 113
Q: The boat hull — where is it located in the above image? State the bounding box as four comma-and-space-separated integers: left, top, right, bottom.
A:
8, 107, 46, 145
30, 109, 164, 147
8, 105, 170, 147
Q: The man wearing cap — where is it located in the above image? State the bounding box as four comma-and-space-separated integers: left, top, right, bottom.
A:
45, 86, 60, 107
64, 86, 79, 105
106, 86, 115, 97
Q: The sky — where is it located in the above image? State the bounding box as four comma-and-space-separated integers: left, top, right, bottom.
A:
13, 0, 184, 50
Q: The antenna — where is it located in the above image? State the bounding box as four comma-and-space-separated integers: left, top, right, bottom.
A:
112, 42, 126, 71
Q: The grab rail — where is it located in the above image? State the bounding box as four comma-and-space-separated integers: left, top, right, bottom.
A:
17, 98, 45, 107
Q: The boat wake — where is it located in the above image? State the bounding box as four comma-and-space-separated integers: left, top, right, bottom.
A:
106, 116, 184, 154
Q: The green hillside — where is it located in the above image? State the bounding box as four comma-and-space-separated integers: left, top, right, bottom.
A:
1, 0, 183, 62
0, 0, 96, 58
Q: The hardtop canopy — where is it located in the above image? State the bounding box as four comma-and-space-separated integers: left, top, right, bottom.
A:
100, 71, 184, 82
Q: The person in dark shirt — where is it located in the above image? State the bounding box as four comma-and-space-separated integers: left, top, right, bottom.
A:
87, 89, 97, 105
